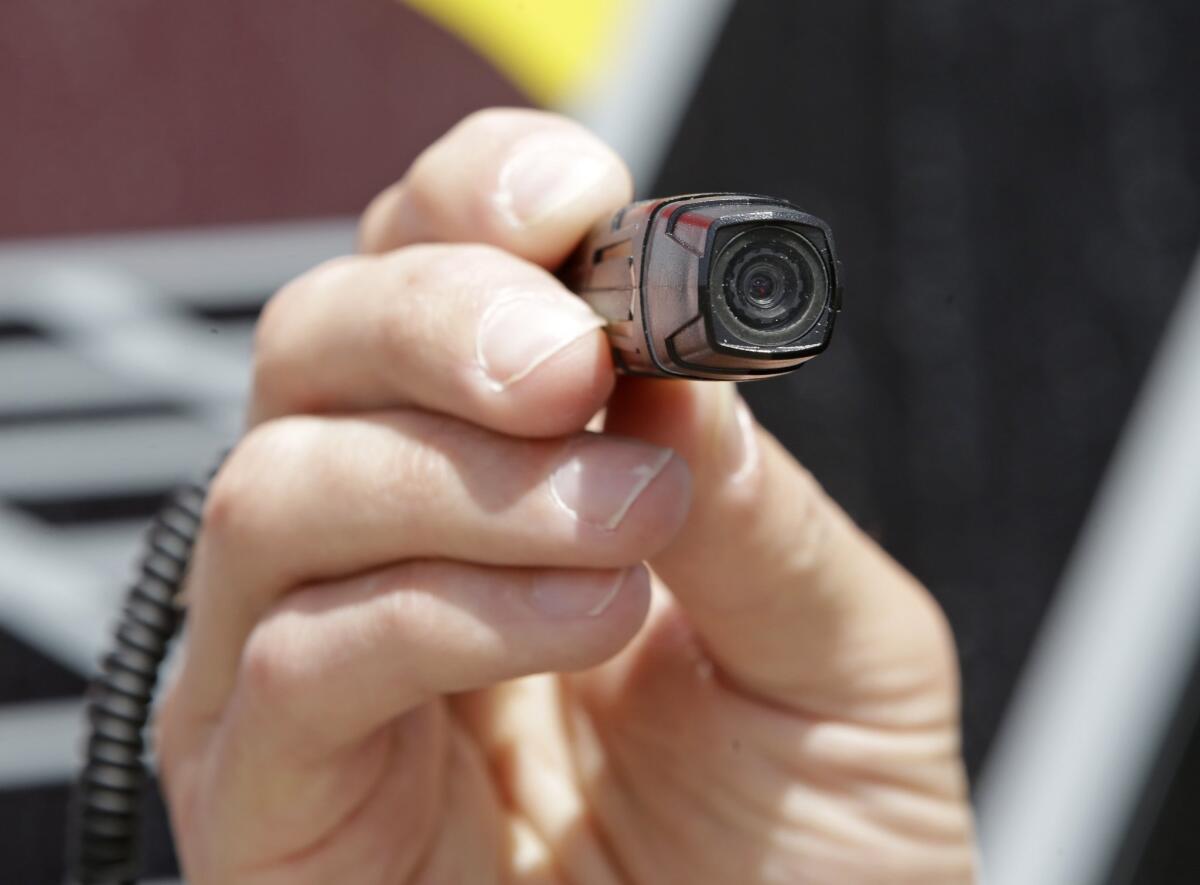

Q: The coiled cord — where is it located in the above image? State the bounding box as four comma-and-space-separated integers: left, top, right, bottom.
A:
70, 464, 218, 884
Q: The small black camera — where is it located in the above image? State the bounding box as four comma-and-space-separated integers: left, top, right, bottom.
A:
564, 193, 841, 381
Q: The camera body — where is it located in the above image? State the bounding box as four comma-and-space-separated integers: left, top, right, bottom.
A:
564, 193, 841, 381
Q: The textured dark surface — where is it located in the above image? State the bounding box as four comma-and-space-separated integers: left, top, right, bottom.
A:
0, 781, 177, 882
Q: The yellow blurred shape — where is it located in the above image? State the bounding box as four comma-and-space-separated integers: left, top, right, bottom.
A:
404, 0, 631, 105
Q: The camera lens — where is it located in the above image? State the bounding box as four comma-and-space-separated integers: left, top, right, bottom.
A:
710, 225, 827, 343
730, 251, 802, 322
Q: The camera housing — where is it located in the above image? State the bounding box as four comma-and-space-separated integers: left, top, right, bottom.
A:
563, 193, 841, 381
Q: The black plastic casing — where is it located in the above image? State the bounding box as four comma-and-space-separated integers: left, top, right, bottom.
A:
563, 193, 842, 381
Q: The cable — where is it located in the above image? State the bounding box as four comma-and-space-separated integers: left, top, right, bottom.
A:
69, 461, 220, 884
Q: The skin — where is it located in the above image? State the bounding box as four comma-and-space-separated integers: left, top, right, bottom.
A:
157, 108, 977, 884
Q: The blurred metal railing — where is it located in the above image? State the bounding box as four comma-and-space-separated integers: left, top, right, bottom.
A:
0, 220, 354, 789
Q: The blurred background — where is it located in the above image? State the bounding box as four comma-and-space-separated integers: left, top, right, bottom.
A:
3, 1, 1199, 882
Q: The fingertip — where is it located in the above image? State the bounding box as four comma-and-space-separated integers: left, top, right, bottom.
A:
359, 108, 634, 266
596, 563, 654, 660
523, 564, 652, 670
461, 264, 617, 437
485, 326, 616, 438
359, 185, 406, 253
488, 122, 633, 266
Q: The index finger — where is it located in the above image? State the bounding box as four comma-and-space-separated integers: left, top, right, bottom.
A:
250, 110, 633, 431
358, 107, 633, 266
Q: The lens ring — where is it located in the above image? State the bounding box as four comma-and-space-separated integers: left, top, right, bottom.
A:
707, 224, 830, 346
722, 238, 810, 329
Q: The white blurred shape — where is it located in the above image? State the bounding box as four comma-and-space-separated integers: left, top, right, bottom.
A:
977, 248, 1200, 885
564, 0, 736, 192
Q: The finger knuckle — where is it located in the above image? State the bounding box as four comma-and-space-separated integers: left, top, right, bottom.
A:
372, 417, 461, 512
202, 417, 321, 544
238, 612, 311, 710
201, 459, 249, 545
376, 561, 461, 631
371, 293, 414, 376
371, 243, 529, 358
370, 563, 483, 694
252, 256, 364, 411
385, 239, 513, 284
255, 256, 357, 358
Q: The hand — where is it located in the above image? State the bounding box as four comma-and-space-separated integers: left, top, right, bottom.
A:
157, 108, 976, 884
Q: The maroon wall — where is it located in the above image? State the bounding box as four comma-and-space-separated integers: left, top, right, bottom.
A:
1, 1, 527, 237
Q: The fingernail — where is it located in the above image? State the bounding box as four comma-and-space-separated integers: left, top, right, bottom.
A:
477, 294, 604, 389
525, 569, 628, 619
495, 133, 616, 228
550, 437, 675, 531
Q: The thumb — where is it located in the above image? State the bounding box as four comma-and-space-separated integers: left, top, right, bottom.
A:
603, 378, 959, 726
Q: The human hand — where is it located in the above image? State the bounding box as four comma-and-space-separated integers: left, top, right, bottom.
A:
157, 108, 976, 884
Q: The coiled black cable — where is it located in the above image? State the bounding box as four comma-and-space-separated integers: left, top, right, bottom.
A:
70, 463, 218, 884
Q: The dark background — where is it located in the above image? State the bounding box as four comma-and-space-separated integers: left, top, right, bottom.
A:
653, 3, 1200, 880
3, 0, 1199, 881
657, 0, 1200, 784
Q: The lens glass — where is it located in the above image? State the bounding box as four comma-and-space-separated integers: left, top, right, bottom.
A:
713, 226, 823, 340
